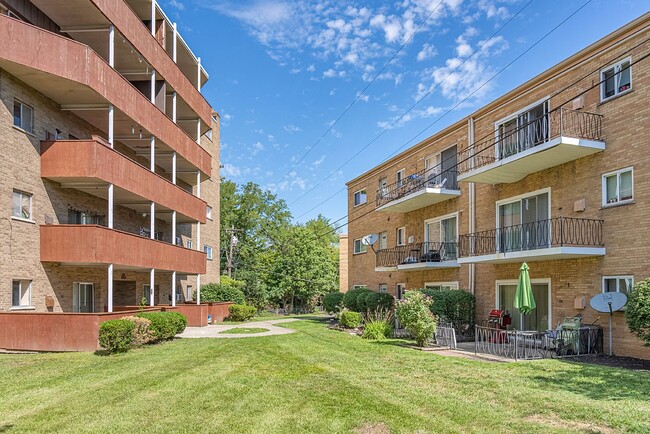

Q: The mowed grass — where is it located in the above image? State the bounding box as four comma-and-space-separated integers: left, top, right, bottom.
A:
0, 317, 649, 433
219, 327, 269, 334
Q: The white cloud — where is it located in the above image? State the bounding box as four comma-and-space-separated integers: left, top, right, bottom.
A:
166, 0, 185, 11
417, 43, 437, 61
283, 124, 302, 133
221, 163, 241, 177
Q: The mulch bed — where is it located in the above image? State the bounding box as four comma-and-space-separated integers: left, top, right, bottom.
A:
564, 354, 650, 372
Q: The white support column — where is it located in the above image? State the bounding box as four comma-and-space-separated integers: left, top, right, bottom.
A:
196, 118, 201, 144
172, 211, 177, 244
172, 23, 178, 63
196, 274, 201, 305
149, 269, 155, 306
151, 0, 156, 35
171, 271, 177, 307
196, 57, 201, 90
108, 104, 114, 147
108, 25, 115, 68
108, 264, 114, 313
150, 69, 156, 104
107, 184, 114, 229
150, 136, 156, 172
172, 92, 177, 123
150, 202, 155, 239
196, 170, 201, 198
172, 151, 177, 184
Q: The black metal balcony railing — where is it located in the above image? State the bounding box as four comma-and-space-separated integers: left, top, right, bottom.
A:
376, 166, 459, 208
458, 217, 604, 257
376, 241, 458, 268
457, 107, 604, 174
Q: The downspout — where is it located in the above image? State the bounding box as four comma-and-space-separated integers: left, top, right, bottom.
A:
468, 117, 476, 295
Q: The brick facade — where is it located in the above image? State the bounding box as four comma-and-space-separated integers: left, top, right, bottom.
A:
346, 13, 650, 359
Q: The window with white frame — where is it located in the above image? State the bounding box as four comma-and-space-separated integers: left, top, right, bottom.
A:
206, 206, 213, 220
204, 245, 213, 260
186, 239, 193, 249
601, 58, 631, 101
12, 280, 31, 308
187, 285, 193, 301
379, 231, 388, 250
13, 100, 33, 134
424, 282, 459, 291
396, 227, 406, 246
603, 276, 633, 297
175, 286, 183, 302
353, 189, 367, 206
603, 167, 633, 206
353, 238, 367, 254
396, 169, 405, 186
379, 284, 388, 293
12, 190, 32, 221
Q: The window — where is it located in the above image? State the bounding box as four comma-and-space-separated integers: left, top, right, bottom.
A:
352, 285, 366, 290
396, 227, 406, 246
353, 189, 367, 206
424, 213, 458, 260
497, 190, 549, 252
379, 231, 388, 250
379, 284, 388, 293
73, 282, 94, 312
12, 190, 32, 221
187, 285, 193, 301
396, 169, 405, 186
175, 287, 183, 302
424, 282, 459, 291
186, 240, 193, 249
353, 238, 367, 254
13, 100, 33, 134
603, 276, 633, 297
601, 58, 631, 101
12, 280, 31, 308
496, 99, 549, 159
68, 209, 101, 225
602, 167, 633, 206
204, 245, 213, 260
206, 206, 213, 220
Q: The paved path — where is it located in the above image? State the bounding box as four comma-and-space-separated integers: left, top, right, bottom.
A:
179, 318, 300, 339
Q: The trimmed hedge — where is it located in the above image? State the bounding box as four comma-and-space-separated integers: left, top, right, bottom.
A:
365, 292, 395, 312
323, 292, 345, 313
123, 316, 155, 346
228, 304, 257, 322
99, 319, 134, 353
342, 288, 370, 312
166, 311, 188, 335
198, 279, 246, 304
340, 311, 362, 328
419, 288, 475, 325
135, 312, 180, 341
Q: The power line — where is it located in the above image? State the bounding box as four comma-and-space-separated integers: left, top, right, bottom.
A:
290, 0, 536, 213
274, 0, 447, 185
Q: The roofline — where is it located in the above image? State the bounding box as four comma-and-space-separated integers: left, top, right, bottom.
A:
346, 11, 650, 189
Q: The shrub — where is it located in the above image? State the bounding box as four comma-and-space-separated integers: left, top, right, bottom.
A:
342, 288, 367, 311
323, 292, 345, 314
396, 291, 437, 347
197, 278, 246, 304
362, 309, 394, 340
339, 310, 362, 328
228, 304, 257, 322
166, 311, 188, 335
123, 316, 155, 346
365, 292, 395, 312
136, 312, 177, 341
626, 279, 650, 346
356, 289, 374, 313
99, 319, 134, 353
419, 288, 475, 325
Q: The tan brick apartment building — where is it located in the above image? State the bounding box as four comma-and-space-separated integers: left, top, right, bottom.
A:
0, 0, 220, 349
346, 12, 650, 359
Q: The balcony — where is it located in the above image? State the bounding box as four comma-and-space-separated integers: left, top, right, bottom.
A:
40, 225, 206, 274
375, 242, 460, 271
41, 139, 206, 224
0, 15, 211, 178
457, 217, 605, 264
457, 108, 605, 184
376, 167, 460, 213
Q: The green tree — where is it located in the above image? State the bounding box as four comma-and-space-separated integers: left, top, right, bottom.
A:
626, 279, 650, 346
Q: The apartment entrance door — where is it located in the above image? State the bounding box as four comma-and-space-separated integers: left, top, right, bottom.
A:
73, 283, 94, 313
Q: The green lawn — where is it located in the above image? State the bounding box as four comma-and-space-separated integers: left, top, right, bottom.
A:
219, 327, 269, 334
1, 317, 649, 433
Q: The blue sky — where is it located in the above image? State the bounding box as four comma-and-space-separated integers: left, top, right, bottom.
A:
161, 0, 648, 228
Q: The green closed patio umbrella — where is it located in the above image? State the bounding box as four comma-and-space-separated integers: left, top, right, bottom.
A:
514, 262, 536, 329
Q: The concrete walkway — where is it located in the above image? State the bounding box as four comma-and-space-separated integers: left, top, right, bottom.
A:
179, 318, 300, 339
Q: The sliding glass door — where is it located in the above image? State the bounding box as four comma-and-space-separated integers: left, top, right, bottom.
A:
498, 192, 549, 253
73, 283, 94, 313
497, 100, 549, 159
425, 215, 457, 260
498, 282, 550, 331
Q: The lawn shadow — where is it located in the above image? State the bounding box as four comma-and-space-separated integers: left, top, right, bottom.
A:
530, 358, 650, 401
0, 424, 14, 432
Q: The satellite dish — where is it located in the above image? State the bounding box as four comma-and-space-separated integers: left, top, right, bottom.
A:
590, 292, 627, 313
590, 292, 628, 356
361, 234, 379, 246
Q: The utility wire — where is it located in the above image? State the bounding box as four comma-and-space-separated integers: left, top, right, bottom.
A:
274, 0, 447, 185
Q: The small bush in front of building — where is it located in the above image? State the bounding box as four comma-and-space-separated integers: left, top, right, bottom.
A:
166, 312, 188, 335
99, 319, 134, 353
342, 288, 367, 312
323, 292, 345, 314
365, 292, 395, 312
123, 316, 155, 346
339, 310, 362, 329
228, 304, 257, 322
356, 289, 374, 313
626, 278, 650, 346
396, 291, 437, 347
136, 312, 177, 341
